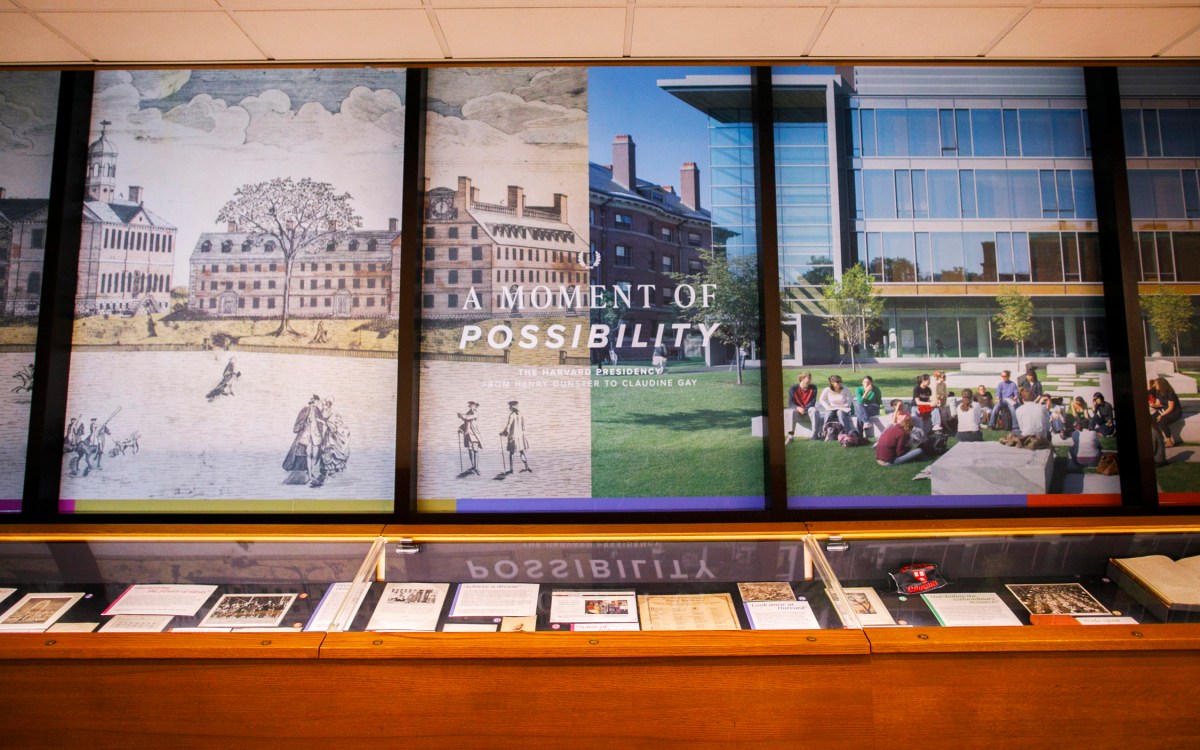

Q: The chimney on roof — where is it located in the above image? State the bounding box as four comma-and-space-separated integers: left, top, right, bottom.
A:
612, 135, 636, 190
458, 176, 472, 204
129, 185, 142, 204
328, 219, 337, 231
507, 185, 525, 218
389, 217, 398, 232
553, 193, 568, 223
680, 162, 700, 211
227, 221, 237, 233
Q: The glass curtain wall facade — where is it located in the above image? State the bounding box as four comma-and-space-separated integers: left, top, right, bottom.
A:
838, 67, 1105, 364
1120, 67, 1200, 501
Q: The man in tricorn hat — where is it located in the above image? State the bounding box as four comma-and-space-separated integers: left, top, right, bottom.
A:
457, 401, 483, 476
500, 400, 531, 474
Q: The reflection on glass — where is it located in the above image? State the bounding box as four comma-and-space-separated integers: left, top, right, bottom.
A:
0, 71, 59, 512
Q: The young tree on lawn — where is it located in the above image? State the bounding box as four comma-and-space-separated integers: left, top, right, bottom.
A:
994, 285, 1035, 362
821, 263, 883, 373
670, 248, 761, 384
1141, 285, 1194, 369
217, 177, 362, 336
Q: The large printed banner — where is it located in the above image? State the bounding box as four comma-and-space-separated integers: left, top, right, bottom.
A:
415, 67, 768, 513
59, 69, 405, 513
775, 66, 1120, 510
0, 71, 59, 512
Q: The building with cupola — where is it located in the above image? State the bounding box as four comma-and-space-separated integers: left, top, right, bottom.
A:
74, 121, 179, 316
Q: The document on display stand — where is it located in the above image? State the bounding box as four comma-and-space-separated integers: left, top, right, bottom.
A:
744, 600, 821, 630
920, 592, 1023, 627
100, 614, 174, 633
367, 583, 450, 631
103, 584, 218, 617
449, 583, 539, 618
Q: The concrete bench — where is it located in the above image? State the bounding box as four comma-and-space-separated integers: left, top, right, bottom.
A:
929, 441, 1053, 495
754, 409, 888, 439
959, 361, 1019, 374
1046, 364, 1077, 376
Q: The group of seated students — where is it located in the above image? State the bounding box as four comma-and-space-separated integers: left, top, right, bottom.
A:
786, 367, 1121, 470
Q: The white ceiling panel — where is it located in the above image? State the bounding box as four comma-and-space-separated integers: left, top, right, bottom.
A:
437, 7, 625, 58
432, 0, 622, 7
20, 1, 220, 9
631, 6, 827, 58
0, 13, 88, 62
990, 7, 1200, 58
812, 7, 1024, 58
219, 1, 421, 8
39, 11, 265, 61
234, 9, 442, 60
1161, 25, 1200, 58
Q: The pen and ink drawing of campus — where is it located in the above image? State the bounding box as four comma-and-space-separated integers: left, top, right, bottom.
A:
57, 69, 407, 506
415, 67, 769, 512
0, 71, 58, 506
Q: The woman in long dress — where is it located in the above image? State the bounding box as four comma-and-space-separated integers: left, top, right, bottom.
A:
312, 398, 350, 486
283, 395, 324, 485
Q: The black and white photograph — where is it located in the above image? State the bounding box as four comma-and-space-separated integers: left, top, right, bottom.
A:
198, 593, 298, 628
0, 592, 85, 631
1005, 583, 1111, 616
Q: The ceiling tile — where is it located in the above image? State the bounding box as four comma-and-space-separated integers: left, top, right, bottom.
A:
219, 1, 421, 8
0, 13, 88, 62
234, 9, 442, 59
432, 0, 622, 7
38, 11, 264, 61
436, 8, 625, 58
990, 8, 1200, 58
812, 7, 1024, 58
20, 1, 219, 9
1161, 25, 1200, 57
631, 7, 827, 58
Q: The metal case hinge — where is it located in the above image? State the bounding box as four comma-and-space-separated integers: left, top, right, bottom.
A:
395, 539, 420, 555
825, 536, 849, 553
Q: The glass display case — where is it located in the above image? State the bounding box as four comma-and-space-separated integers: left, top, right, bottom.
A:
0, 531, 379, 640
815, 526, 1200, 629
333, 529, 858, 635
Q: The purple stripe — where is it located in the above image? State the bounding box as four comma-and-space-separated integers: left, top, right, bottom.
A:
58, 499, 76, 513
452, 496, 765, 513
789, 494, 1028, 509
0, 499, 22, 512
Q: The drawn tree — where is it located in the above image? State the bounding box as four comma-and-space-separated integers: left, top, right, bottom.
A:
821, 263, 884, 373
994, 285, 1035, 362
217, 177, 362, 336
670, 248, 762, 384
1141, 285, 1194, 369
169, 286, 188, 313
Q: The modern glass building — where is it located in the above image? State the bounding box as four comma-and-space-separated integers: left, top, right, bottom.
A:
1121, 67, 1200, 358
667, 67, 1112, 365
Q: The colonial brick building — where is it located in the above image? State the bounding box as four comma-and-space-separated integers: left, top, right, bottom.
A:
188, 222, 400, 318
75, 124, 178, 316
589, 134, 712, 359
0, 191, 49, 316
422, 176, 586, 320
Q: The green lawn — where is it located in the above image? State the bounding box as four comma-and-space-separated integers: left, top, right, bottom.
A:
784, 422, 1117, 497
1157, 461, 1200, 493
590, 367, 765, 498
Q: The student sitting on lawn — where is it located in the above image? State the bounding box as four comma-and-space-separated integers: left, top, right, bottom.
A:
989, 369, 1019, 429
974, 384, 995, 424
955, 388, 984, 442
1070, 426, 1102, 467
932, 371, 950, 427
1014, 387, 1051, 440
888, 399, 909, 426
1150, 376, 1183, 449
912, 373, 943, 433
1041, 394, 1067, 435
875, 415, 925, 466
819, 374, 855, 434
1090, 392, 1116, 436
785, 372, 820, 444
1068, 396, 1090, 433
1019, 367, 1043, 400
854, 375, 883, 438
